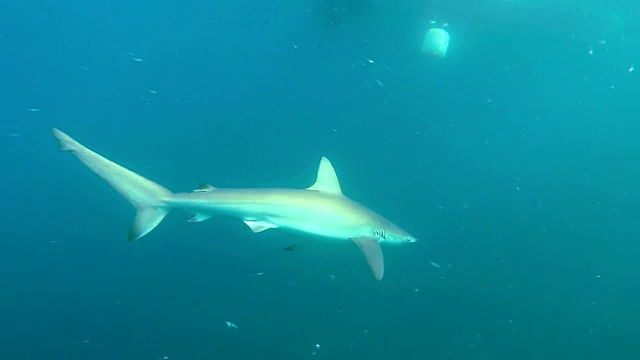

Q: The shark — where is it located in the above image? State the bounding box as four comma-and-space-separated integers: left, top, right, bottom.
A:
50, 128, 416, 280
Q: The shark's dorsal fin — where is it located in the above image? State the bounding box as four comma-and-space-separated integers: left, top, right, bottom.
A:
192, 183, 217, 192
307, 157, 342, 194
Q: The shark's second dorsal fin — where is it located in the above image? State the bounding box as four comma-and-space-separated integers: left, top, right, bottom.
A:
307, 157, 342, 194
192, 183, 217, 192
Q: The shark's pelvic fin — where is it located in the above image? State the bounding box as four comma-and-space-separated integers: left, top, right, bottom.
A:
243, 220, 278, 233
51, 128, 173, 241
353, 237, 384, 280
307, 157, 343, 194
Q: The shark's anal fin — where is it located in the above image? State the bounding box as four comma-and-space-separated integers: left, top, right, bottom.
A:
352, 237, 384, 280
283, 243, 311, 252
283, 243, 300, 252
243, 220, 278, 233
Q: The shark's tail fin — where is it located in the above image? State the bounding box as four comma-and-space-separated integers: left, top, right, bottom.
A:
51, 128, 173, 241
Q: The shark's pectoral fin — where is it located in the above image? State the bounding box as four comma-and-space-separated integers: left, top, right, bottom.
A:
243, 220, 278, 233
187, 213, 211, 223
352, 237, 384, 280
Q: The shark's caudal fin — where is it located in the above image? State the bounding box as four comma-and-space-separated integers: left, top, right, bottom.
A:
51, 128, 173, 241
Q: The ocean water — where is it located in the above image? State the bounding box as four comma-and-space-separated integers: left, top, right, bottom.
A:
1, 0, 639, 359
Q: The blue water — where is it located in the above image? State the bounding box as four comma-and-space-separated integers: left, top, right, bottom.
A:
1, 0, 639, 358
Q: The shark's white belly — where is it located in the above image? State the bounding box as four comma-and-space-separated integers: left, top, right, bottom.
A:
248, 205, 363, 240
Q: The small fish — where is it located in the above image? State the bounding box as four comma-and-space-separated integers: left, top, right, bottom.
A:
127, 52, 143, 62
428, 261, 441, 269
225, 321, 238, 330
